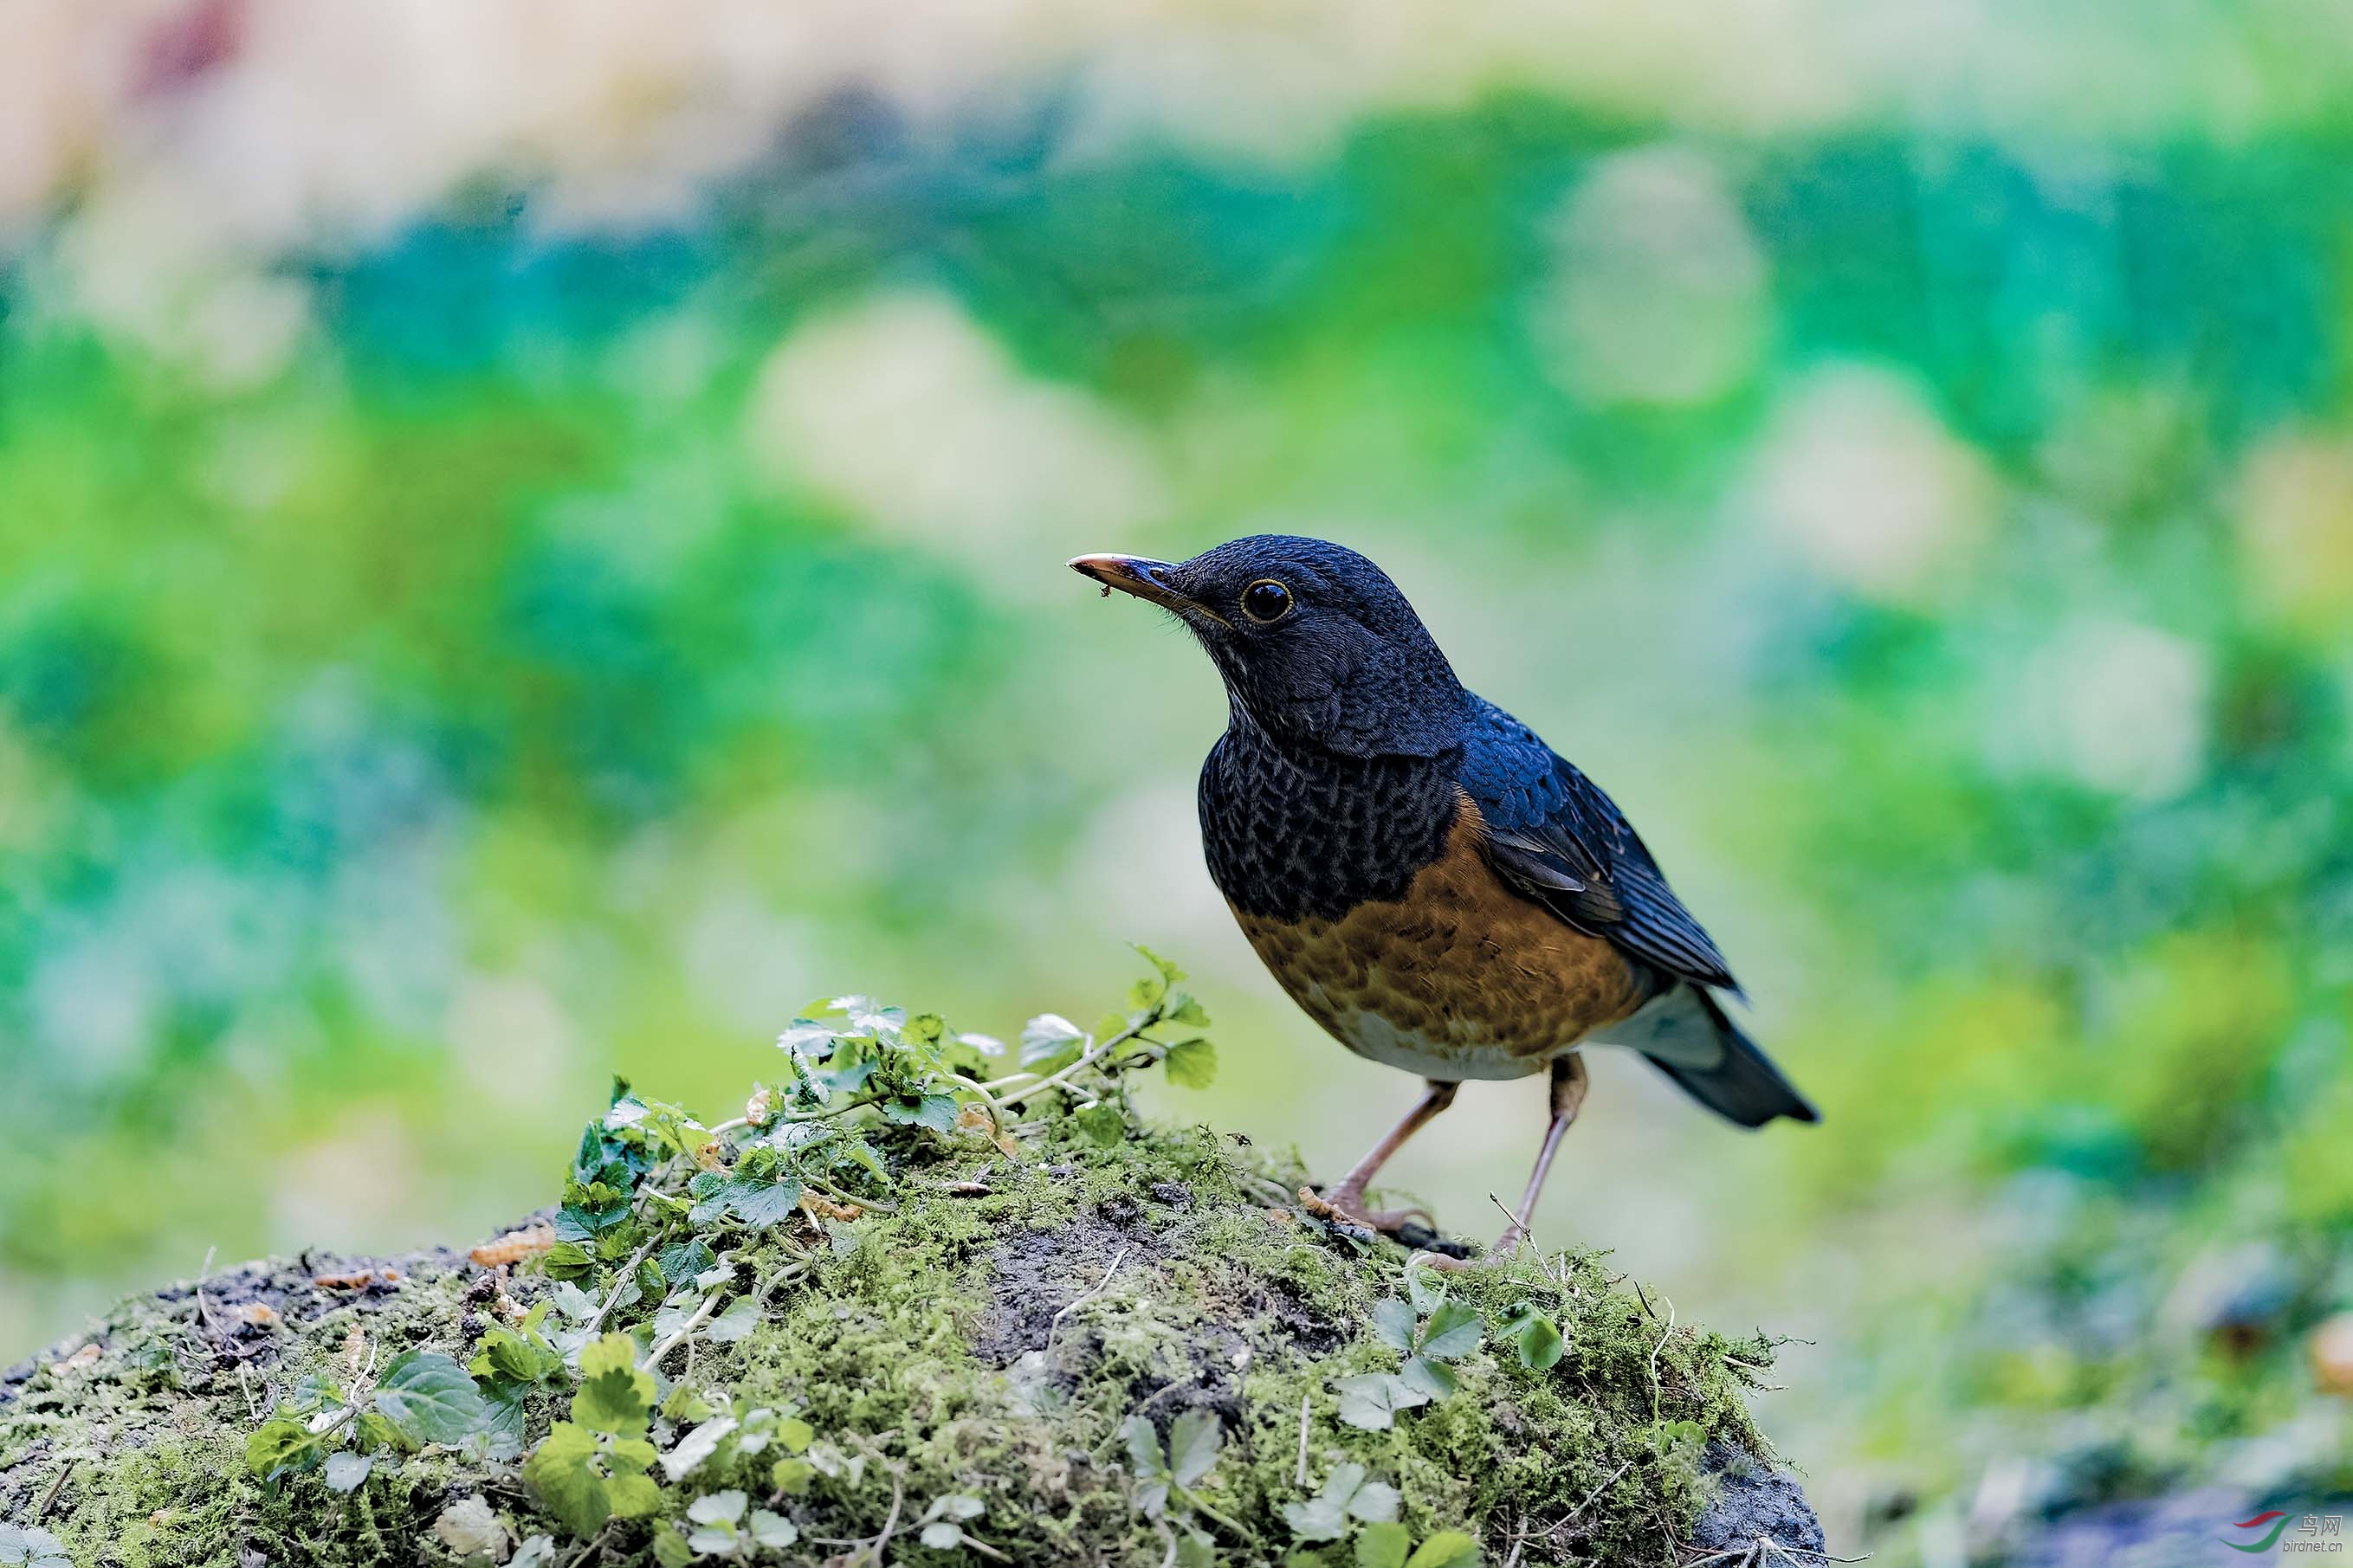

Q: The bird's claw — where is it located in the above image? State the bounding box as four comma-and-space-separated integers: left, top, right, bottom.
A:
1298, 1187, 1469, 1256
1412, 1250, 1479, 1272
1297, 1184, 1426, 1235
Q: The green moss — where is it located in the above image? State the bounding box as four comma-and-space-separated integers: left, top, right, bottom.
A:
3, 1109, 1801, 1566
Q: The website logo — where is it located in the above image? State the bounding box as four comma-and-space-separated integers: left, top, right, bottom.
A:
2221, 1511, 2346, 1554
2225, 1513, 2294, 1554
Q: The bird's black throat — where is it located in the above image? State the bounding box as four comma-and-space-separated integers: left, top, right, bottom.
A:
1198, 714, 1463, 923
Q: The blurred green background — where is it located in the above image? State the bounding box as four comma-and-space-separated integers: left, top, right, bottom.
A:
4, 1, 2352, 1558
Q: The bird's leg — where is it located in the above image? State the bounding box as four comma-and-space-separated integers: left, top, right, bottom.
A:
1490, 1051, 1588, 1259
1301, 1079, 1458, 1236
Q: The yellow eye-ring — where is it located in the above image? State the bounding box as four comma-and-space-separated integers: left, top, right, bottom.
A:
1241, 579, 1293, 623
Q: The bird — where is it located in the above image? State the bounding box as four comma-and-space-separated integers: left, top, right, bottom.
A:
1070, 535, 1816, 1262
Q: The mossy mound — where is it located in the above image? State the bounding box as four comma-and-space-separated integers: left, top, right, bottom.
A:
2, 976, 1819, 1567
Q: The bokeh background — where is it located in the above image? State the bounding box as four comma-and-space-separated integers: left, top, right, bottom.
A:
5, 1, 2353, 1559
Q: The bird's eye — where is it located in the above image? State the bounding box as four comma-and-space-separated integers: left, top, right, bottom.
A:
1241, 578, 1293, 623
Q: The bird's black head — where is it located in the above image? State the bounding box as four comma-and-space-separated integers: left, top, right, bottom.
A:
1072, 535, 1464, 758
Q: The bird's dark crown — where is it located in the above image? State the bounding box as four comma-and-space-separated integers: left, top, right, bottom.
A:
1072, 534, 1465, 759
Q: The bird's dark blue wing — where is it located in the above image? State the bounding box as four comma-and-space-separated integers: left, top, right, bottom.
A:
1458, 696, 1739, 993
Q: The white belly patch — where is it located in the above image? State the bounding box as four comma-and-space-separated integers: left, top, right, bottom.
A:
1326, 1006, 1549, 1082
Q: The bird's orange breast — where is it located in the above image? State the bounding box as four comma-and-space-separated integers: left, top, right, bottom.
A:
1231, 795, 1652, 1081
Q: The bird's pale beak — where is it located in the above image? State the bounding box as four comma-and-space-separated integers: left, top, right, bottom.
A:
1069, 554, 1223, 623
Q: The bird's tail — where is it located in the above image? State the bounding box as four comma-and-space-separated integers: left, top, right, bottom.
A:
1596, 984, 1819, 1128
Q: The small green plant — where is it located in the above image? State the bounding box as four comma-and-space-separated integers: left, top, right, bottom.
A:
1356, 1527, 1482, 1568
224, 954, 1269, 1552
468, 1300, 566, 1452
656, 1392, 814, 1485
1124, 1407, 1238, 1540
1496, 1300, 1564, 1371
243, 1344, 489, 1489
1335, 1267, 1487, 1429
520, 1332, 663, 1535
911, 1492, 989, 1552
0, 1525, 71, 1568
1281, 1461, 1400, 1541
664, 1489, 798, 1561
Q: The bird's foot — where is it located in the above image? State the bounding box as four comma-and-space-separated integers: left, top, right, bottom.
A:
1297, 1186, 1472, 1259
1411, 1221, 1533, 1273
1296, 1184, 1433, 1239
1414, 1250, 1478, 1272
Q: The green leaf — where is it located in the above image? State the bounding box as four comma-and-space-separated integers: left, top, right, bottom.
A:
1400, 1356, 1458, 1399
540, 1242, 597, 1281
1370, 1297, 1418, 1354
880, 1092, 960, 1132
1167, 1408, 1222, 1487
523, 1423, 609, 1538
1289, 1494, 1346, 1542
650, 1528, 695, 1568
244, 1417, 320, 1479
322, 1450, 374, 1493
549, 1281, 599, 1320
771, 1456, 816, 1495
777, 1018, 836, 1051
1355, 1522, 1411, 1568
749, 1511, 798, 1549
606, 1470, 663, 1519
1508, 1309, 1562, 1372
920, 1522, 966, 1549
703, 1294, 761, 1344
718, 1174, 804, 1229
1350, 1481, 1400, 1523
1123, 1413, 1171, 1516
478, 1381, 528, 1447
1122, 1414, 1169, 1480
1416, 1301, 1483, 1361
354, 1410, 404, 1454
1403, 1261, 1445, 1314
836, 997, 907, 1035
373, 1350, 490, 1448
1075, 1102, 1127, 1147
572, 1333, 656, 1436
0, 1527, 71, 1568
1403, 1530, 1481, 1568
689, 1489, 748, 1526
1162, 1037, 1218, 1088
652, 1293, 705, 1345
660, 1416, 739, 1482
1333, 1373, 1428, 1431
658, 1240, 718, 1284
836, 1134, 890, 1182
1283, 1479, 1354, 1541
474, 1320, 563, 1386
1174, 1530, 1218, 1568
1134, 943, 1187, 985
1019, 1013, 1089, 1068
1169, 995, 1212, 1028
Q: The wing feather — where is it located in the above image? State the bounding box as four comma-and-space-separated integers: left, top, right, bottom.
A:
1460, 697, 1739, 994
